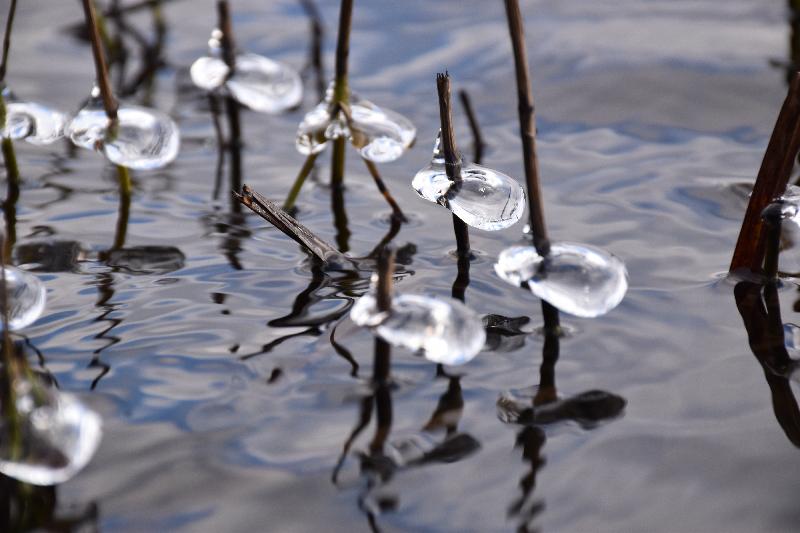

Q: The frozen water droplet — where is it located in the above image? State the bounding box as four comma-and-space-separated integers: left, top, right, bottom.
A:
68, 95, 180, 170
0, 375, 102, 485
412, 133, 526, 230
0, 266, 46, 331
190, 51, 302, 114
494, 242, 628, 317
351, 292, 486, 365
296, 82, 415, 162
1, 87, 66, 145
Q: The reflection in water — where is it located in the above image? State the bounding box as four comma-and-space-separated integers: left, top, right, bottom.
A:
735, 281, 800, 446
498, 312, 626, 531
0, 475, 98, 532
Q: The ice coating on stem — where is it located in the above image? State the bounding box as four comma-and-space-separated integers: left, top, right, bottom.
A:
494, 242, 628, 318
351, 290, 485, 365
0, 266, 46, 331
0, 374, 102, 486
296, 82, 416, 163
190, 30, 302, 114
67, 88, 180, 170
412, 133, 526, 230
0, 86, 67, 145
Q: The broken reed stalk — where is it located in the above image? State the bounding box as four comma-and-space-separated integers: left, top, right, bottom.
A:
503, 0, 560, 332
436, 72, 471, 258
730, 74, 800, 274
373, 246, 394, 385
81, 0, 133, 201
503, 0, 548, 256
458, 90, 484, 165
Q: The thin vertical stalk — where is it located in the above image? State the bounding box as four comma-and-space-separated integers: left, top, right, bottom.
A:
217, 0, 242, 214
436, 73, 471, 258
503, 0, 548, 256
112, 166, 132, 250
2, 142, 19, 263
283, 153, 319, 211
0, 0, 17, 84
459, 90, 484, 164
216, 1, 236, 72
333, 0, 353, 105
81, 0, 119, 120
373, 247, 394, 385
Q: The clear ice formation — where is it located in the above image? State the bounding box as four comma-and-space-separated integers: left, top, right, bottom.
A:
67, 87, 180, 170
0, 266, 46, 331
0, 374, 102, 486
1, 86, 67, 145
296, 82, 416, 163
779, 185, 800, 224
494, 242, 628, 318
412, 133, 526, 230
190, 30, 302, 114
350, 289, 486, 365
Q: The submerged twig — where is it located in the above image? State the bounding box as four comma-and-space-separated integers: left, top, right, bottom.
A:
436, 72, 470, 258
236, 185, 346, 264
730, 74, 800, 273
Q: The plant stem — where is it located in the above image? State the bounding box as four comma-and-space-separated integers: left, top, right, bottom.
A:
373, 246, 394, 386
436, 72, 471, 258
362, 159, 406, 222
112, 165, 132, 250
730, 74, 800, 273
459, 89, 484, 164
503, 0, 549, 257
283, 153, 319, 212
81, 0, 119, 120
761, 202, 784, 280
333, 0, 353, 105
216, 0, 236, 72
2, 138, 19, 264
0, 0, 17, 84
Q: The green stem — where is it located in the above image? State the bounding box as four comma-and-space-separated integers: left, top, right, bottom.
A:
113, 165, 132, 250
0, 0, 17, 84
283, 153, 319, 211
332, 0, 353, 106
2, 137, 19, 264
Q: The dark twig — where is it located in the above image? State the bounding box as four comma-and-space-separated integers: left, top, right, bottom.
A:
762, 202, 784, 280
298, 0, 325, 100
436, 72, 471, 258
731, 74, 800, 273
333, 0, 353, 105
373, 246, 394, 385
459, 90, 484, 164
216, 0, 236, 72
362, 159, 406, 222
503, 0, 548, 256
81, 0, 119, 120
0, 0, 17, 84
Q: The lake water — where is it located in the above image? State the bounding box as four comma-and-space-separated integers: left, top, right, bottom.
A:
3, 0, 800, 531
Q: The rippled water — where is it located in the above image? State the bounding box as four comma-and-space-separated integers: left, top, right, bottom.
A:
3, 0, 800, 531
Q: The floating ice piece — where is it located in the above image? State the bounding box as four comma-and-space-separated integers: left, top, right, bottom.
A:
0, 266, 46, 331
67, 87, 180, 170
350, 290, 485, 365
1, 86, 67, 145
494, 242, 628, 318
0, 374, 102, 485
412, 133, 525, 230
190, 30, 302, 114
296, 82, 416, 163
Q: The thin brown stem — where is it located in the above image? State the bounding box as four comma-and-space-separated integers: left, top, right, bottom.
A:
216, 0, 236, 71
436, 72, 471, 258
362, 159, 406, 222
283, 153, 319, 212
81, 0, 119, 120
730, 74, 800, 273
0, 0, 18, 84
504, 0, 549, 256
762, 202, 784, 279
333, 0, 353, 104
375, 246, 395, 313
459, 90, 484, 164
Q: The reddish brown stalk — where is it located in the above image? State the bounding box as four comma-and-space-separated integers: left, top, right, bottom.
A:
730, 74, 800, 273
81, 0, 119, 120
216, 0, 236, 71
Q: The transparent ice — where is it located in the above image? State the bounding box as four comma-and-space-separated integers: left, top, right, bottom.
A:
779, 185, 800, 224
67, 87, 180, 170
412, 133, 526, 230
351, 290, 485, 365
1, 86, 67, 145
494, 242, 628, 317
0, 375, 102, 486
190, 30, 302, 114
0, 266, 46, 331
296, 82, 416, 163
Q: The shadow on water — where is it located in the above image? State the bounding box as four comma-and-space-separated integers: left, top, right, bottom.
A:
0, 475, 99, 533
735, 281, 800, 446
497, 310, 626, 531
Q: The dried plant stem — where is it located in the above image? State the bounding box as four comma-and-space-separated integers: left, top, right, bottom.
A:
362, 159, 406, 221
730, 74, 800, 273
283, 153, 320, 211
112, 166, 132, 250
436, 72, 471, 258
216, 1, 236, 71
459, 90, 484, 164
2, 141, 19, 263
503, 0, 548, 256
373, 247, 394, 385
299, 0, 325, 99
761, 203, 784, 279
0, 0, 17, 84
330, 135, 346, 189
333, 0, 353, 105
81, 0, 119, 120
